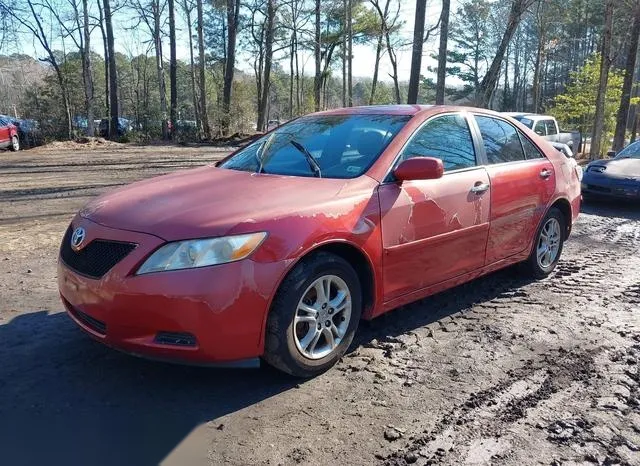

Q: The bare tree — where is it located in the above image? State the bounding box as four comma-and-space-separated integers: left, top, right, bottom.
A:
347, 0, 352, 106
613, 0, 640, 152
590, 0, 615, 159
407, 0, 426, 104
435, 0, 450, 104
180, 0, 200, 137
314, 0, 321, 111
196, 0, 210, 139
9, 0, 72, 138
257, 0, 276, 131
368, 0, 390, 105
222, 0, 240, 135
168, 0, 177, 138
103, 0, 119, 138
477, 0, 535, 107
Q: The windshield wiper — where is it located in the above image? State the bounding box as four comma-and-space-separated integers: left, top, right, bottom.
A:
289, 140, 322, 178
255, 132, 277, 173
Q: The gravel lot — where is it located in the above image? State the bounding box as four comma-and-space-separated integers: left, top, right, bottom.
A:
1, 145, 639, 466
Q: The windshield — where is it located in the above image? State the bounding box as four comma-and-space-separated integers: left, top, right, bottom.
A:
616, 141, 640, 159
220, 114, 410, 178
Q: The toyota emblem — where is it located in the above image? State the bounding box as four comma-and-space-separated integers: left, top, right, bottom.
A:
71, 227, 86, 251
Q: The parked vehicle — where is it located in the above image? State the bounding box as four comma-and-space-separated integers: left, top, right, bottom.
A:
98, 117, 132, 137
267, 119, 281, 131
58, 105, 582, 377
582, 141, 640, 201
0, 116, 20, 151
503, 113, 580, 151
13, 118, 42, 148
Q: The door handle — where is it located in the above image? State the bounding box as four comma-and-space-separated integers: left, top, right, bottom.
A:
470, 182, 490, 194
540, 168, 553, 179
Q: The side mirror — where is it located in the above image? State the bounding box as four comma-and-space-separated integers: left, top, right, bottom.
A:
394, 157, 444, 182
535, 130, 544, 136
606, 150, 616, 158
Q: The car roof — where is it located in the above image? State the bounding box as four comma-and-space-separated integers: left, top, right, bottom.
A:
309, 105, 516, 119
314, 104, 433, 116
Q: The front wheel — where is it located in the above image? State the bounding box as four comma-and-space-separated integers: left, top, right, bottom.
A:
263, 252, 362, 377
10, 135, 19, 151
522, 207, 565, 278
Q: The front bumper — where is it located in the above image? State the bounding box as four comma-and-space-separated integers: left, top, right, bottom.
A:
58, 217, 288, 365
581, 176, 640, 200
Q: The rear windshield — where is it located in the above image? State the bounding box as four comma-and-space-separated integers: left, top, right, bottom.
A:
220, 114, 410, 178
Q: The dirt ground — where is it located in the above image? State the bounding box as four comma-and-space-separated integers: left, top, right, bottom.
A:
1, 145, 639, 466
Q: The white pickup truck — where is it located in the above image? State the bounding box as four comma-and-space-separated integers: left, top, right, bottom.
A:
503, 113, 580, 151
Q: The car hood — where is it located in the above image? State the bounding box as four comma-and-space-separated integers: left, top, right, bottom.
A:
588, 158, 640, 178
80, 165, 377, 241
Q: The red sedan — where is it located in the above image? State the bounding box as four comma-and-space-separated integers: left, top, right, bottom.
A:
58, 105, 581, 377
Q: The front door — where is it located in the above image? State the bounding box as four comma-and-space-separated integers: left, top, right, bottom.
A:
472, 114, 556, 264
379, 113, 491, 302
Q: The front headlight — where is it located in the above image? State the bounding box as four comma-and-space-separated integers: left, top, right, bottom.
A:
136, 232, 267, 275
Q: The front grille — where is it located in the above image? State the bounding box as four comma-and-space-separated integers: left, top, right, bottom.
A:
60, 227, 137, 279
154, 331, 197, 347
65, 300, 107, 335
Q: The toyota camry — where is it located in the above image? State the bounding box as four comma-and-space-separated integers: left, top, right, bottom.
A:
58, 105, 581, 377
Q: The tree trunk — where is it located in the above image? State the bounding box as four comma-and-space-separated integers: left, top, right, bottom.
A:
169, 0, 177, 139
407, 0, 426, 104
97, 1, 109, 115
342, 0, 347, 107
257, 0, 275, 131
612, 5, 640, 152
103, 0, 118, 139
435, 0, 450, 105
347, 0, 353, 106
184, 1, 200, 137
80, 0, 94, 136
369, 31, 384, 105
369, 0, 389, 105
153, 0, 168, 139
590, 0, 614, 160
314, 0, 321, 111
222, 0, 240, 135
197, 0, 210, 139
477, 0, 532, 107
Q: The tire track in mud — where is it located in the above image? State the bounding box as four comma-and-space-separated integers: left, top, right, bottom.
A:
383, 348, 599, 465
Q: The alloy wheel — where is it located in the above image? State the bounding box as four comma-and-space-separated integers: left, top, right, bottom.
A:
293, 274, 352, 360
537, 217, 561, 269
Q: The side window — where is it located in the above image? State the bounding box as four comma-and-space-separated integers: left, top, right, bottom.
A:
519, 132, 545, 160
544, 119, 558, 135
399, 114, 476, 171
475, 115, 526, 164
533, 120, 546, 136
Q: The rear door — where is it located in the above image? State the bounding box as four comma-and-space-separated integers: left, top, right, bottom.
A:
379, 112, 491, 301
472, 114, 555, 265
544, 119, 559, 143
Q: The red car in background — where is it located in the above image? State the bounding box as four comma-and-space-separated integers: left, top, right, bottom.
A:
58, 105, 581, 377
0, 116, 20, 151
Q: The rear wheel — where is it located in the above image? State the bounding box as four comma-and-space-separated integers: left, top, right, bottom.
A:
522, 207, 565, 278
10, 135, 19, 151
263, 252, 362, 377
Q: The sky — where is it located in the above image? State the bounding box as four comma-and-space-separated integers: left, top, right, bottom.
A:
10, 0, 456, 84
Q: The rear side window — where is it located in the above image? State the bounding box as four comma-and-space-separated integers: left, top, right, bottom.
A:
544, 119, 558, 135
399, 113, 476, 171
475, 115, 526, 164
533, 120, 546, 136
519, 133, 545, 160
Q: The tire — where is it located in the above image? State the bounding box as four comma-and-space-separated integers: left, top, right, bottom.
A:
263, 251, 362, 377
10, 135, 19, 151
522, 207, 565, 279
